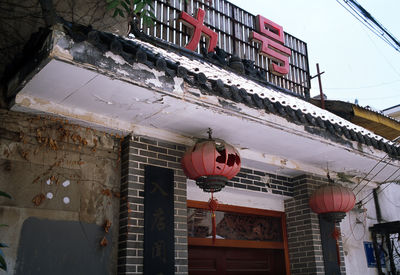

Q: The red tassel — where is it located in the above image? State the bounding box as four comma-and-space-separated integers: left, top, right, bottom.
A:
332, 226, 341, 266
208, 191, 218, 244
211, 212, 216, 243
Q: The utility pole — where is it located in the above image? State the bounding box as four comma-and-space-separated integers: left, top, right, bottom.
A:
316, 63, 325, 109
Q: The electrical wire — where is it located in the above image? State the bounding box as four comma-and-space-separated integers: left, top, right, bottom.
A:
336, 0, 395, 49
348, 209, 366, 241
347, 0, 400, 50
351, 154, 387, 191
354, 159, 391, 196
337, 0, 400, 52
359, 170, 400, 207
325, 80, 400, 90
353, 136, 400, 195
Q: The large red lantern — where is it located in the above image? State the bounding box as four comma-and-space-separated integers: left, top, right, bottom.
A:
309, 178, 356, 266
309, 182, 356, 223
181, 131, 241, 192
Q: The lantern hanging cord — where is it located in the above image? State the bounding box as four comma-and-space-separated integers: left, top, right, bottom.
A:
207, 128, 213, 140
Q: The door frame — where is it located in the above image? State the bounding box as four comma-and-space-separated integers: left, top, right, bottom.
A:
187, 200, 291, 275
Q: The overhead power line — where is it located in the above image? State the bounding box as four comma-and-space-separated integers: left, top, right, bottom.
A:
337, 0, 400, 53
360, 171, 400, 207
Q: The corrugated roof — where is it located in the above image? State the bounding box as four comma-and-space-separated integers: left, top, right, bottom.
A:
5, 22, 400, 158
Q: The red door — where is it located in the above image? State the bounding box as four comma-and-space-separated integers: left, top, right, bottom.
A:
189, 246, 286, 275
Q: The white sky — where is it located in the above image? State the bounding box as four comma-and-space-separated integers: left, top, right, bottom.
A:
229, 0, 400, 111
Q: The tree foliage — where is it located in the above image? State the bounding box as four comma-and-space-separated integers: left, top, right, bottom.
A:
105, 0, 156, 27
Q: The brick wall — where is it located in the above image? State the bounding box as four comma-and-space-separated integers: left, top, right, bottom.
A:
284, 174, 346, 275
228, 167, 293, 197
118, 135, 188, 275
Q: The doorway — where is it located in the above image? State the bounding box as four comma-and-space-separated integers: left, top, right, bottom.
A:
187, 200, 290, 275
189, 246, 286, 275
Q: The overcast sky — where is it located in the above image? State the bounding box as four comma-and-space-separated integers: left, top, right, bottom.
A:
229, 0, 400, 111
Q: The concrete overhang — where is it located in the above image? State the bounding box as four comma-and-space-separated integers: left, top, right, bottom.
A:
6, 28, 400, 183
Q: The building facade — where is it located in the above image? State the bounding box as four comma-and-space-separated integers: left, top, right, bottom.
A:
1, 1, 400, 274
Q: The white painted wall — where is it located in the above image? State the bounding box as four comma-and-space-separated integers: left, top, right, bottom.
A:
186, 179, 286, 212
342, 183, 400, 274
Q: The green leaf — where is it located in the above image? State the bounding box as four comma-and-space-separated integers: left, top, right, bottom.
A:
133, 0, 141, 4
142, 15, 154, 27
0, 224, 8, 227
121, 1, 130, 12
0, 191, 11, 199
134, 2, 145, 13
107, 0, 120, 11
118, 9, 125, 17
148, 9, 156, 19
124, 0, 131, 4
112, 9, 119, 17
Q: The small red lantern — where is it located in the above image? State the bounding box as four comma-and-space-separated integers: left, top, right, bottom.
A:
181, 130, 241, 192
309, 182, 356, 223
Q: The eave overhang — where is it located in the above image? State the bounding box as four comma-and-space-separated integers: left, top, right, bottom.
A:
311, 99, 400, 141
4, 25, 400, 183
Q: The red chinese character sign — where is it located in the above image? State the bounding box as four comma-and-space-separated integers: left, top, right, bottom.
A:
178, 10, 291, 76
250, 15, 292, 76
179, 8, 218, 53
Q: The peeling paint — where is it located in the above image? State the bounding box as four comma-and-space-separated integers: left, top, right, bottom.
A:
145, 76, 163, 88
104, 51, 127, 65
116, 69, 130, 76
13, 94, 131, 135
172, 77, 185, 95
218, 99, 242, 112
52, 45, 73, 61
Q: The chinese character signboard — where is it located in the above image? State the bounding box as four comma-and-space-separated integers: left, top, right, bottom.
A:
250, 15, 292, 76
138, 0, 310, 97
144, 165, 174, 275
179, 8, 218, 52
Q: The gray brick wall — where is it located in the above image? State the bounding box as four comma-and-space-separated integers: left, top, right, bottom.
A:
228, 167, 294, 196
118, 135, 188, 275
285, 174, 346, 275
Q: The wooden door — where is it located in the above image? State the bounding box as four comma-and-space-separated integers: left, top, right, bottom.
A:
189, 246, 286, 275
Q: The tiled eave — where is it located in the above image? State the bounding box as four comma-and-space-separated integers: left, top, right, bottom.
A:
310, 99, 400, 141
4, 23, 400, 160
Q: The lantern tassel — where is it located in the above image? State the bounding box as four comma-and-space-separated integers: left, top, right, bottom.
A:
332, 226, 341, 266
208, 191, 218, 244
211, 212, 216, 243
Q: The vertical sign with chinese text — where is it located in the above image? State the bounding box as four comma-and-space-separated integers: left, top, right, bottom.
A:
144, 165, 174, 275
319, 217, 340, 275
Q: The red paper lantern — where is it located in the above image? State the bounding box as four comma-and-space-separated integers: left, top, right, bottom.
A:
181, 138, 241, 192
309, 183, 356, 222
